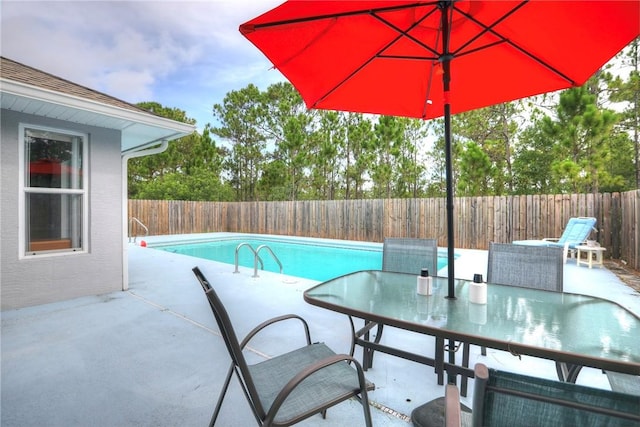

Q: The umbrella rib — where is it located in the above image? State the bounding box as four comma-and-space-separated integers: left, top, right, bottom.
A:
421, 7, 445, 119
452, 1, 577, 86
369, 6, 444, 118
311, 5, 440, 109
275, 19, 339, 71
495, 39, 576, 86
370, 7, 441, 58
451, 0, 528, 55
377, 55, 437, 61
310, 57, 376, 109
241, 2, 438, 32
454, 40, 507, 59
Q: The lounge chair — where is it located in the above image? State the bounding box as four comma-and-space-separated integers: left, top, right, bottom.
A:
438, 363, 640, 427
512, 216, 597, 263
192, 266, 373, 427
358, 238, 438, 370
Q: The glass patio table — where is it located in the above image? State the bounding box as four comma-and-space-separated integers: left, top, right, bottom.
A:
303, 270, 640, 389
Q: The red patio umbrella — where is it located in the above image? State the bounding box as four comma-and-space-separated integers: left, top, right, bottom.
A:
240, 0, 639, 298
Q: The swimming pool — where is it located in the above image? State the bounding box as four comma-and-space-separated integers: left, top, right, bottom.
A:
151, 234, 452, 282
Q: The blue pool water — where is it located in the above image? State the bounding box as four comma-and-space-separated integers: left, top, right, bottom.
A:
155, 237, 451, 282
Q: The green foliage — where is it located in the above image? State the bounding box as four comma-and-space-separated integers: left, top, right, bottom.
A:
257, 160, 289, 201
135, 168, 234, 201
128, 104, 232, 201
523, 85, 620, 194
453, 103, 521, 195
128, 39, 639, 201
605, 38, 639, 188
511, 124, 555, 194
265, 83, 314, 200
308, 111, 343, 200
457, 142, 494, 196
212, 84, 266, 201
344, 113, 375, 199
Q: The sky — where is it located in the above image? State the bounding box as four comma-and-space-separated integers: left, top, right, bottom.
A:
1, 0, 287, 131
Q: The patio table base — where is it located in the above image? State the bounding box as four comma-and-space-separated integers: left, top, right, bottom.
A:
411, 397, 471, 427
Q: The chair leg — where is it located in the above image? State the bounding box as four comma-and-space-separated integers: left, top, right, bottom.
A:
363, 325, 372, 370
348, 316, 357, 362
361, 396, 373, 427
435, 337, 445, 385
461, 343, 469, 397
353, 381, 373, 427
446, 338, 458, 386
367, 323, 384, 369
210, 364, 234, 427
362, 321, 384, 370
555, 362, 583, 383
437, 339, 472, 396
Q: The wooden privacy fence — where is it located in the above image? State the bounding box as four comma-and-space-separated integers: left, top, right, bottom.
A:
129, 190, 639, 270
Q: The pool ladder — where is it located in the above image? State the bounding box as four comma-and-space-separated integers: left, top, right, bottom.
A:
234, 243, 283, 278
128, 217, 148, 243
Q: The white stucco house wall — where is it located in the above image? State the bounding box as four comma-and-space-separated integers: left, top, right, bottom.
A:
1, 57, 195, 310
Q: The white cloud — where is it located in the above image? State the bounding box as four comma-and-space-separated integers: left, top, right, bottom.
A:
102, 68, 156, 101
1, 0, 285, 127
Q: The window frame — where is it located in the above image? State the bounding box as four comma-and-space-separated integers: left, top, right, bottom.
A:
18, 123, 89, 258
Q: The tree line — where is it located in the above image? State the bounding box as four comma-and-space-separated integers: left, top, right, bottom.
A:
128, 39, 639, 202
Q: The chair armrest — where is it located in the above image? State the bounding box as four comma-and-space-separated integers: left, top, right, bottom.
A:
445, 384, 462, 427
265, 352, 370, 425
240, 314, 311, 349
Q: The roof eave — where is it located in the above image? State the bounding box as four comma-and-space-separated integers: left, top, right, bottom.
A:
1, 78, 196, 150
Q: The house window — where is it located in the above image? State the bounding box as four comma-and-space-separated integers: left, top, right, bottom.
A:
20, 125, 88, 256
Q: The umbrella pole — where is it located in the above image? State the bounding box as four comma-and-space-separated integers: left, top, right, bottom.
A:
441, 0, 458, 388
444, 103, 455, 300
440, 1, 455, 300
444, 89, 458, 385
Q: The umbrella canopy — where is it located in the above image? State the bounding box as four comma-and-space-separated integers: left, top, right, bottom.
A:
240, 0, 639, 298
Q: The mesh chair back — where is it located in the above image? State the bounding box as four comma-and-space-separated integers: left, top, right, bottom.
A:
472, 363, 640, 427
192, 267, 266, 418
487, 243, 563, 292
382, 238, 438, 276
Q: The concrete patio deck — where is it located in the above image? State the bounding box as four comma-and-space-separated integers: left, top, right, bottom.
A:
2, 240, 639, 426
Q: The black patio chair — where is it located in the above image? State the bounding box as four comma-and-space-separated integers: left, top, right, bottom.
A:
439, 363, 640, 427
455, 243, 564, 395
481, 242, 564, 353
382, 237, 438, 276
192, 266, 373, 427
357, 238, 438, 370
487, 242, 564, 292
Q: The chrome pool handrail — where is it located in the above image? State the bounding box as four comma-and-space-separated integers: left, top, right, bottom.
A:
254, 245, 283, 278
234, 243, 264, 273
128, 217, 148, 243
